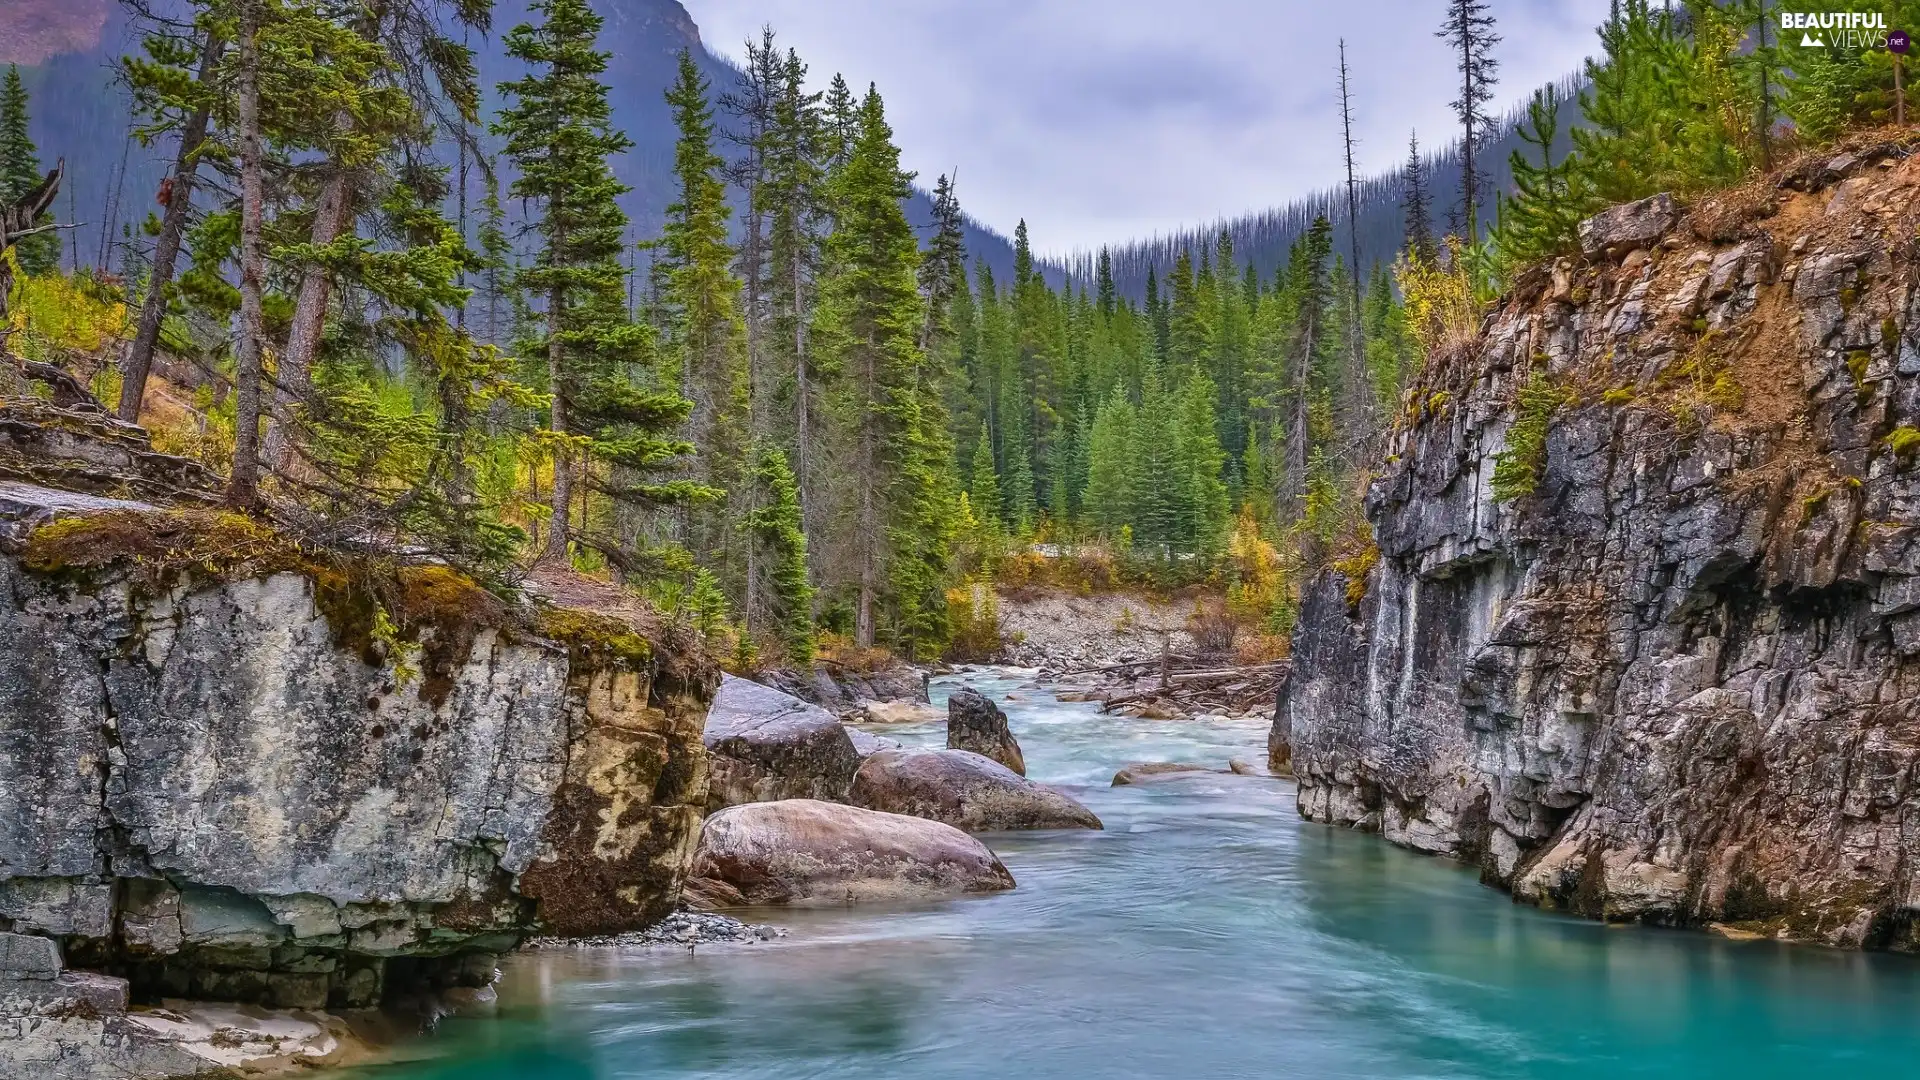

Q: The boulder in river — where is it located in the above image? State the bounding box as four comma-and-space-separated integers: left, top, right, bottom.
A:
684, 799, 1016, 905
1111, 762, 1219, 786
844, 726, 905, 759
852, 749, 1102, 831
946, 688, 1026, 775
704, 676, 861, 811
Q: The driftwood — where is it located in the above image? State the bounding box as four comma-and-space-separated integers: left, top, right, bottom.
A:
1096, 661, 1290, 717
1, 162, 68, 395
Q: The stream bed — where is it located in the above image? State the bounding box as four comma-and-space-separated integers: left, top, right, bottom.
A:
340, 669, 1920, 1079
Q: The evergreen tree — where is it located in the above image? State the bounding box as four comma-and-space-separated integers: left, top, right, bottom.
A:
744, 444, 814, 661
1402, 131, 1435, 262
0, 66, 57, 274
968, 422, 1002, 528
814, 85, 931, 647
663, 48, 750, 593
762, 46, 825, 534
1494, 85, 1588, 272
496, 0, 700, 565
1437, 0, 1500, 240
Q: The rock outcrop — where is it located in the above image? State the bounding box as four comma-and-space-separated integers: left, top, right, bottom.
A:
759, 660, 929, 713
703, 675, 861, 811
850, 749, 1102, 831
0, 484, 715, 1043
946, 687, 1026, 774
684, 799, 1015, 905
1275, 139, 1920, 949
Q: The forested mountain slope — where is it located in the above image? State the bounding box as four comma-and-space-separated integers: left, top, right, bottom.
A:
0, 0, 1029, 281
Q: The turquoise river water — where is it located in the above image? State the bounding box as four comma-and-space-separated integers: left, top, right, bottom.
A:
339, 669, 1920, 1079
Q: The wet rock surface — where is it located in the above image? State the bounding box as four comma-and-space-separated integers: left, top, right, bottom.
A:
527, 911, 786, 948
945, 687, 1026, 774
684, 799, 1016, 905
1277, 141, 1920, 948
851, 749, 1102, 832
704, 675, 862, 810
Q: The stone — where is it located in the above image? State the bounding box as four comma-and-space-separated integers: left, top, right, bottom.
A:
844, 726, 904, 758
1278, 165, 1920, 949
703, 675, 862, 810
1577, 192, 1678, 258
945, 688, 1026, 775
685, 799, 1016, 905
850, 749, 1102, 832
0, 485, 718, 1026
1111, 762, 1216, 785
0, 933, 61, 979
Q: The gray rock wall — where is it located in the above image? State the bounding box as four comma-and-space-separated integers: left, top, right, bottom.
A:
1276, 146, 1920, 948
0, 500, 713, 1011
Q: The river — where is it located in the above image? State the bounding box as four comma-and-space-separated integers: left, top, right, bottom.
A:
339, 668, 1920, 1079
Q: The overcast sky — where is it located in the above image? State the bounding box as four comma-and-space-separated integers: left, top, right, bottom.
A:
683, 0, 1615, 256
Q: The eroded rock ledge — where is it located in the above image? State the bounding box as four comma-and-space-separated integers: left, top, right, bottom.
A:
0, 482, 716, 1072
1275, 136, 1920, 949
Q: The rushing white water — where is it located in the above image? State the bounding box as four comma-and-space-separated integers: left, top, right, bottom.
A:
342, 668, 1920, 1080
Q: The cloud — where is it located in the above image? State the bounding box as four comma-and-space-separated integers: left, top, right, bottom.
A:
684, 0, 1614, 255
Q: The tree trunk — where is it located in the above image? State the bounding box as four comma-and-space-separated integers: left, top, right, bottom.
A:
119, 32, 225, 423
228, 0, 266, 509
854, 352, 878, 648
265, 154, 353, 470
542, 280, 572, 566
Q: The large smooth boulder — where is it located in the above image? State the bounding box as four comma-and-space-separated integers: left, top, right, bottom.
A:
844, 726, 904, 759
851, 749, 1102, 832
704, 676, 861, 811
946, 688, 1025, 775
685, 799, 1015, 905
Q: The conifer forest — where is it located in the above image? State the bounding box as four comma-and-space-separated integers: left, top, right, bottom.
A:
1, 0, 1915, 667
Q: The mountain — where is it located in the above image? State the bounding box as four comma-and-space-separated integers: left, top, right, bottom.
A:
0, 0, 1027, 283
1064, 78, 1584, 298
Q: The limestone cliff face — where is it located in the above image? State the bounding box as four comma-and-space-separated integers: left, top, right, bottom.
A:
0, 486, 713, 1010
1275, 138, 1920, 948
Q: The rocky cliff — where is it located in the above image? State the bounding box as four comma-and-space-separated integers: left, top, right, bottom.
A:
1274, 135, 1920, 949
0, 418, 715, 1070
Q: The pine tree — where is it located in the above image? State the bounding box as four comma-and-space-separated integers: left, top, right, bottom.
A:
1494, 85, 1589, 272
968, 422, 1002, 528
663, 48, 750, 593
0, 66, 57, 275
744, 444, 813, 661
1437, 0, 1500, 240
117, 23, 225, 420
761, 46, 825, 535
1401, 131, 1435, 262
814, 85, 929, 647
496, 0, 700, 565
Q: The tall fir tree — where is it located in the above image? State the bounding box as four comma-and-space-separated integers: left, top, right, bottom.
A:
662, 48, 751, 597
496, 0, 700, 566
1437, 0, 1500, 241
814, 85, 932, 647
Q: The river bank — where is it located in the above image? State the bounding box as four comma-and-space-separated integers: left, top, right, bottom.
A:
317, 669, 1920, 1080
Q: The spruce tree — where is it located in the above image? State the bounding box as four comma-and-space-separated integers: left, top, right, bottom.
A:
1437, 0, 1500, 240
663, 47, 750, 593
814, 85, 928, 646
0, 66, 57, 274
1401, 131, 1435, 262
496, 0, 699, 566
968, 422, 1002, 528
744, 444, 814, 661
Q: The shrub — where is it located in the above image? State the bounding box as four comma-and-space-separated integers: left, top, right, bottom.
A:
1492, 370, 1573, 502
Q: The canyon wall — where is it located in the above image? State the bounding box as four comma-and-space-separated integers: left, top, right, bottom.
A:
0, 456, 715, 1071
1275, 137, 1920, 948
